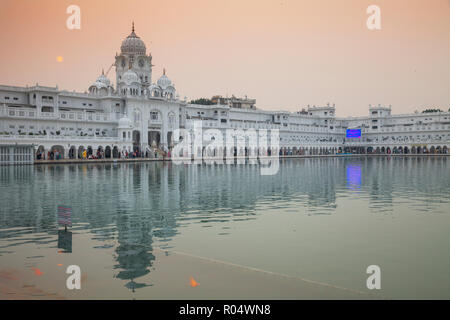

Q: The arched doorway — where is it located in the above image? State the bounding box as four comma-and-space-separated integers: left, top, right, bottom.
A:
50, 145, 65, 159
78, 146, 85, 159
105, 146, 112, 158
96, 146, 104, 159
132, 130, 141, 152
167, 131, 173, 148
148, 131, 161, 148
36, 145, 45, 160
68, 146, 76, 159
113, 146, 119, 158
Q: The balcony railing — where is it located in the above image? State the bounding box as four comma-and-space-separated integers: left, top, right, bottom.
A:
1, 107, 113, 122
0, 134, 118, 142
148, 118, 162, 125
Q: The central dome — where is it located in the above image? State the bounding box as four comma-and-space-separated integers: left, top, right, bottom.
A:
120, 23, 146, 55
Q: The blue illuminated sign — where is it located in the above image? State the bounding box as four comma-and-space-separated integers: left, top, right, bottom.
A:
346, 129, 361, 138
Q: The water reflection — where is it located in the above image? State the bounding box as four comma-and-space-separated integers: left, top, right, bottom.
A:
346, 164, 362, 189
57, 230, 72, 253
0, 156, 449, 291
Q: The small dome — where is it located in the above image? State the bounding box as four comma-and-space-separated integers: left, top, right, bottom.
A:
120, 69, 139, 85
90, 70, 111, 89
120, 23, 146, 55
118, 116, 133, 129
149, 83, 160, 90
90, 81, 107, 89
157, 69, 172, 89
96, 71, 110, 86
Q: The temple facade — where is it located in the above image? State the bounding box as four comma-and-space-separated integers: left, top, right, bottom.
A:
0, 25, 449, 159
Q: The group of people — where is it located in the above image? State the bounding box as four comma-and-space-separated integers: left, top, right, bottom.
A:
35, 147, 173, 161
36, 150, 62, 160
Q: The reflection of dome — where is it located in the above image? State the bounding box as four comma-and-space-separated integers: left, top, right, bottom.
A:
118, 116, 133, 128
120, 23, 146, 55
157, 69, 172, 89
121, 69, 139, 85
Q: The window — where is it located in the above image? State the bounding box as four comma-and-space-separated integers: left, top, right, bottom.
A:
134, 109, 141, 122
150, 111, 159, 120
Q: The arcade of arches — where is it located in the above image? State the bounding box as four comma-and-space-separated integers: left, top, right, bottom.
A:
35, 144, 448, 160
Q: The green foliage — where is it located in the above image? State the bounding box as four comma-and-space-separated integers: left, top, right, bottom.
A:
189, 98, 215, 105
422, 108, 442, 113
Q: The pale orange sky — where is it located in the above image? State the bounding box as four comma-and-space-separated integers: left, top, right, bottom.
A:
0, 0, 449, 116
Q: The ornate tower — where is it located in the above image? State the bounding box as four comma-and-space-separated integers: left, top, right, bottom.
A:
115, 23, 152, 95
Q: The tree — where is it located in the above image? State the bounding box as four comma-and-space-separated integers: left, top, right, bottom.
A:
189, 98, 215, 105
422, 108, 442, 113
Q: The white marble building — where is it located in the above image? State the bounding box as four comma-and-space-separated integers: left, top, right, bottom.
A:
0, 25, 449, 159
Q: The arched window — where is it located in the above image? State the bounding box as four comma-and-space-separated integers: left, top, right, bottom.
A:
150, 111, 160, 121
134, 108, 141, 123
168, 112, 175, 128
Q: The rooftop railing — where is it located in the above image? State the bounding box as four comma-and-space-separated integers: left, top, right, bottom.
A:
1, 107, 113, 122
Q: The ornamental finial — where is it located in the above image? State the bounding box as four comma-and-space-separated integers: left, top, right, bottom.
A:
132, 21, 135, 33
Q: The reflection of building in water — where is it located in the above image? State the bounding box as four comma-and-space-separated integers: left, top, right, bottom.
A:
57, 230, 72, 253
113, 214, 154, 291
0, 157, 449, 289
346, 164, 362, 189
